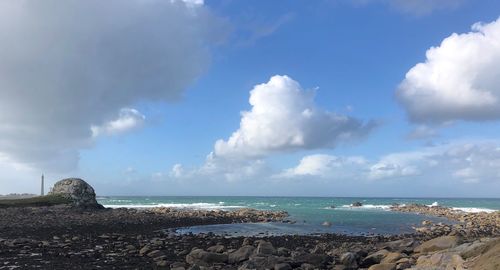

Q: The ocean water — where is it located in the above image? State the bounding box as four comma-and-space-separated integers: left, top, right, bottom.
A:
97, 196, 500, 236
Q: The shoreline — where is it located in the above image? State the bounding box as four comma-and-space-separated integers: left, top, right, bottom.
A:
0, 204, 498, 269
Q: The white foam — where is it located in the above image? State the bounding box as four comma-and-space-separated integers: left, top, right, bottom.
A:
335, 204, 392, 210
103, 202, 243, 210
428, 202, 439, 207
451, 207, 497, 213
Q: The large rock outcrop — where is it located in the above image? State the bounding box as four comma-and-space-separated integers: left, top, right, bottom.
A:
49, 178, 102, 208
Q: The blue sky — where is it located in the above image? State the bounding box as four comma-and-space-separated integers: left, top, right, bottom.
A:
1, 0, 500, 197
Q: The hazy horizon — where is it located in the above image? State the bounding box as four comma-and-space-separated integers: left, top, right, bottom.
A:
1, 0, 500, 198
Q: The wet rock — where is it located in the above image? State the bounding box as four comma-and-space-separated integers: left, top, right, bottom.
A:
300, 263, 316, 270
352, 202, 363, 207
139, 245, 151, 256
274, 263, 292, 270
256, 240, 276, 256
147, 250, 165, 258
229, 245, 255, 263
293, 253, 328, 267
239, 256, 279, 270
207, 244, 225, 253
186, 248, 228, 267
277, 247, 290, 257
340, 252, 358, 268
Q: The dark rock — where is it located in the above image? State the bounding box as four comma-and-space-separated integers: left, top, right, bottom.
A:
186, 248, 228, 266
352, 202, 363, 207
207, 244, 226, 253
256, 240, 276, 256
274, 263, 292, 270
340, 252, 358, 268
361, 249, 389, 267
229, 245, 255, 263
292, 253, 328, 266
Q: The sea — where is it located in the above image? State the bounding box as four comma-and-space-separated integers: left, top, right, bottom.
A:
97, 196, 500, 237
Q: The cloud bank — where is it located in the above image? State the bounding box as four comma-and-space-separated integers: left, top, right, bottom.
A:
397, 18, 500, 124
0, 0, 227, 172
279, 141, 500, 186
214, 75, 375, 159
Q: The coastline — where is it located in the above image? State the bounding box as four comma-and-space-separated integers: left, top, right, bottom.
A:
0, 203, 498, 269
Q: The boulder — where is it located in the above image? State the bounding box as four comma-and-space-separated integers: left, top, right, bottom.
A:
238, 256, 279, 270
367, 263, 396, 270
361, 249, 389, 267
380, 252, 405, 264
352, 202, 363, 207
340, 252, 358, 268
274, 263, 292, 270
292, 253, 329, 266
207, 244, 226, 253
186, 249, 228, 266
414, 236, 461, 253
256, 240, 276, 256
49, 178, 102, 208
472, 239, 500, 270
415, 252, 464, 270
229, 246, 255, 264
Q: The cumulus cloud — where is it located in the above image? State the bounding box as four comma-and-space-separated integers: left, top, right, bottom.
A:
277, 154, 366, 178
0, 0, 227, 173
170, 153, 270, 182
91, 108, 145, 137
397, 18, 500, 124
214, 75, 375, 159
368, 151, 429, 180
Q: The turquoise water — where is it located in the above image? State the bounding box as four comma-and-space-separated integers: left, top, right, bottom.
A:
97, 196, 500, 236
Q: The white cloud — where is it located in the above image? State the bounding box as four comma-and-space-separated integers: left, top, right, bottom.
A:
397, 18, 500, 124
278, 154, 366, 178
275, 141, 500, 186
91, 108, 145, 137
0, 0, 227, 175
368, 152, 425, 180
170, 164, 185, 178
351, 0, 465, 16
214, 75, 374, 159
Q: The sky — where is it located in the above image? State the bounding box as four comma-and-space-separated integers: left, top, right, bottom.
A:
1, 0, 500, 197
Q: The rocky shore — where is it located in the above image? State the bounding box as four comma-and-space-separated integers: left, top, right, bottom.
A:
0, 203, 499, 270
391, 204, 500, 238
1, 179, 499, 269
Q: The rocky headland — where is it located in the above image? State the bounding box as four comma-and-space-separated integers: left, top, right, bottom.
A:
0, 179, 498, 269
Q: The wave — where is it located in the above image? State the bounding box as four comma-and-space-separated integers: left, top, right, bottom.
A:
325, 204, 393, 211
427, 202, 439, 207
102, 202, 243, 210
451, 207, 497, 213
